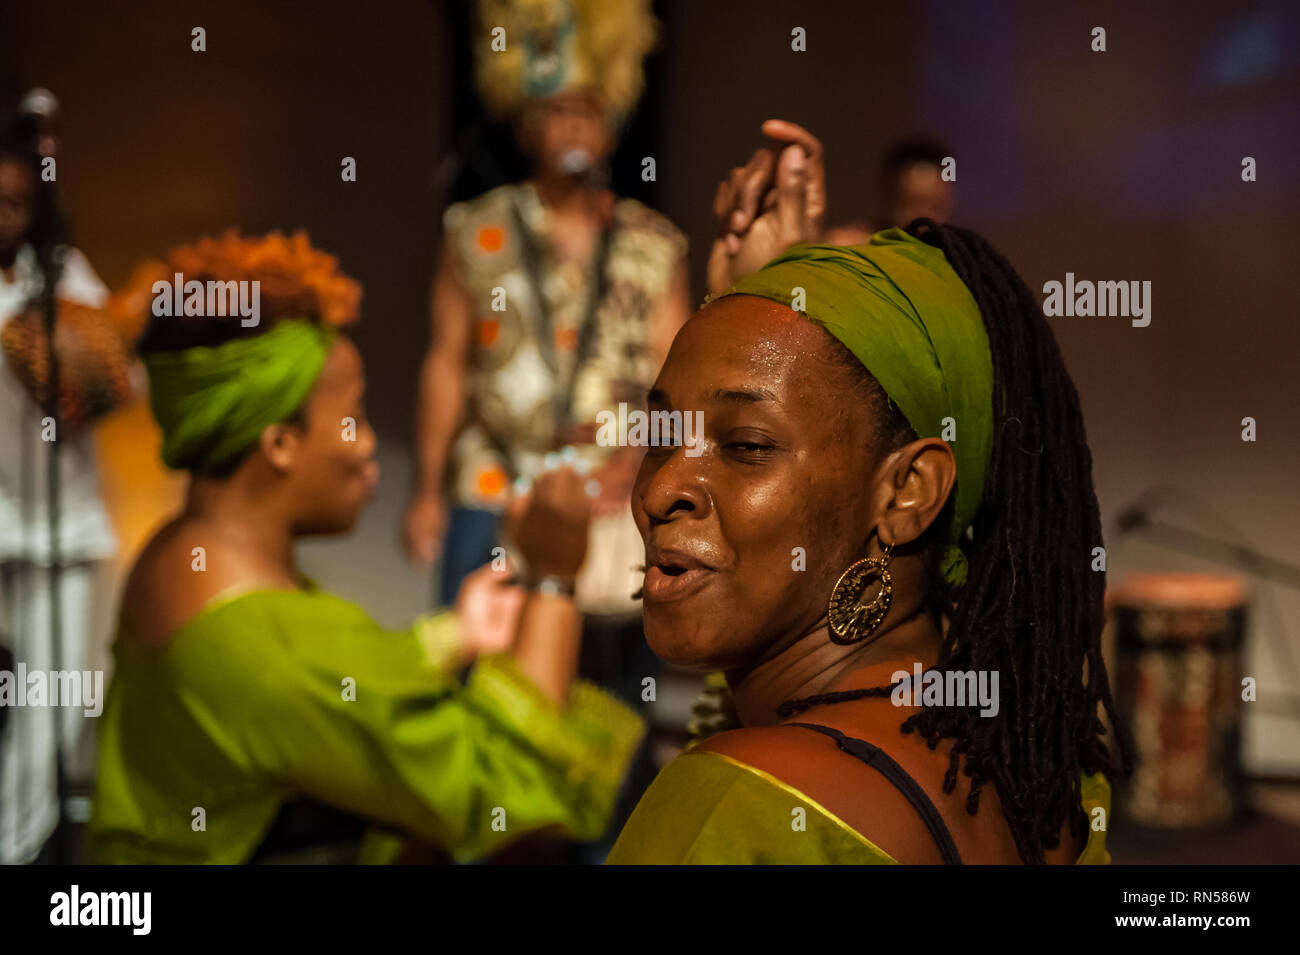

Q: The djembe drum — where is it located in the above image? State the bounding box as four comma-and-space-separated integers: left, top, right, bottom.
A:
1111, 573, 1248, 829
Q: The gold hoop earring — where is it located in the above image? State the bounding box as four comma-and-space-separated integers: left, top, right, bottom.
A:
827, 542, 894, 645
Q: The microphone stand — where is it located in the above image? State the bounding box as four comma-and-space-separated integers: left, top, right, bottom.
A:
1114, 500, 1300, 726
1116, 510, 1300, 592
15, 92, 75, 864
36, 238, 69, 865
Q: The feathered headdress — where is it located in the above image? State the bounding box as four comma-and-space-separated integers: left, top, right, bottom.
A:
473, 0, 657, 120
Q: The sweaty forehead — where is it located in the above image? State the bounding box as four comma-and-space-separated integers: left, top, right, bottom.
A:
662, 295, 838, 396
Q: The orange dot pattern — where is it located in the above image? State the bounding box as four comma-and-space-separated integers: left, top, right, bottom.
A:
477, 226, 505, 253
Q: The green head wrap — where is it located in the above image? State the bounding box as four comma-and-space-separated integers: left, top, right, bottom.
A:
721, 227, 993, 588
143, 319, 336, 472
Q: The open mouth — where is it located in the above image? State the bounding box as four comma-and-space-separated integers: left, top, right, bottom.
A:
643, 551, 714, 603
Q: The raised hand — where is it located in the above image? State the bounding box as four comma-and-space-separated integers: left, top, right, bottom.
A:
455, 563, 527, 657
503, 465, 593, 585
706, 119, 827, 296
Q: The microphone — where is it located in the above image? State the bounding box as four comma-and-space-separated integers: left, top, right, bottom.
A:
17, 87, 69, 256
558, 147, 594, 176
555, 147, 612, 221
19, 87, 59, 118
19, 87, 61, 159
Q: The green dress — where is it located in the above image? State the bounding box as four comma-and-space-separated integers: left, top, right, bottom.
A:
88, 585, 644, 864
605, 749, 1112, 865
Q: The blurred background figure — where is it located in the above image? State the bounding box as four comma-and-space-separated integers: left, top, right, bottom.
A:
88, 232, 643, 864
824, 134, 955, 244
402, 0, 689, 856
403, 0, 689, 608
0, 99, 124, 863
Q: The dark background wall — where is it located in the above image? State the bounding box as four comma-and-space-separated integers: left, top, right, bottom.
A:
4, 0, 1298, 771
4, 0, 453, 445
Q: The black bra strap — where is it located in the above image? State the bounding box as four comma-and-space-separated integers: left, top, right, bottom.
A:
786, 722, 964, 865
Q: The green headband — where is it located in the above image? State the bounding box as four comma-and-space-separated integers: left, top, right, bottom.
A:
143, 319, 336, 472
722, 228, 993, 588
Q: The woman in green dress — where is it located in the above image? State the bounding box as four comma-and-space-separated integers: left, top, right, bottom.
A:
88, 234, 642, 864
608, 123, 1129, 865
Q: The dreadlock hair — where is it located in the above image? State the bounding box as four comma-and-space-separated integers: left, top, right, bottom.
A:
777, 219, 1132, 864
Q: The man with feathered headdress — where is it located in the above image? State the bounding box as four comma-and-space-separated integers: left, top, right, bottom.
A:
404, 0, 689, 625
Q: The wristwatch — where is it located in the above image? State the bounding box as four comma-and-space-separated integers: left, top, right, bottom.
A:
530, 575, 577, 598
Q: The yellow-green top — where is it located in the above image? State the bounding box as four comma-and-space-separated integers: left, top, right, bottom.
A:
607, 749, 1111, 865
89, 586, 644, 863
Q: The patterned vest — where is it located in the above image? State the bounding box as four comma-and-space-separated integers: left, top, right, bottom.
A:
442, 181, 685, 510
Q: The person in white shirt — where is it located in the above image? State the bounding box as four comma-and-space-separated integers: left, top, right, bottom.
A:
0, 134, 117, 863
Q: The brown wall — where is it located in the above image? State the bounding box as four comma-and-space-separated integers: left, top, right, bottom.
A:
4, 0, 452, 442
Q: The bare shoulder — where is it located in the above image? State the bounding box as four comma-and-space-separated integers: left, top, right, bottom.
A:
697, 703, 1086, 864
121, 520, 289, 647
693, 723, 820, 768
694, 719, 906, 783
693, 724, 900, 818
693, 718, 970, 864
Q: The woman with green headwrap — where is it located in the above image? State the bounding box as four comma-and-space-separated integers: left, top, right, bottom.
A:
88, 234, 643, 864
607, 123, 1128, 864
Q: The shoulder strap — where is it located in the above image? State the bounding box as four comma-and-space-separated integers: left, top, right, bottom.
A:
785, 721, 964, 865
507, 191, 616, 437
